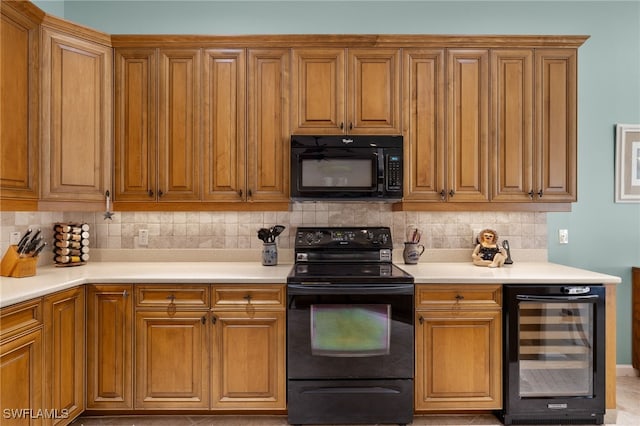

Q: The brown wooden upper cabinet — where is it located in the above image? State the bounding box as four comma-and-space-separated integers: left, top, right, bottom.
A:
291, 48, 401, 135
491, 48, 576, 203
114, 48, 201, 202
115, 46, 290, 206
403, 48, 490, 202
40, 25, 112, 202
0, 2, 40, 206
246, 48, 291, 203
403, 46, 578, 206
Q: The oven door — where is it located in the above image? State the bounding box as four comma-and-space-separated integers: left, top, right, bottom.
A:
287, 283, 414, 380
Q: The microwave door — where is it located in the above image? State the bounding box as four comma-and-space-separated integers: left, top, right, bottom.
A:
298, 154, 378, 193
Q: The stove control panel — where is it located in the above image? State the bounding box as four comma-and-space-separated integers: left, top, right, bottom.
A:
294, 227, 393, 248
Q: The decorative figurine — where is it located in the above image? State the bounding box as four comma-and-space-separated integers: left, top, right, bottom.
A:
472, 229, 507, 268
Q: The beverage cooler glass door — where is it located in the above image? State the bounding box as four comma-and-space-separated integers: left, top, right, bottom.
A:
518, 299, 596, 397
502, 285, 605, 423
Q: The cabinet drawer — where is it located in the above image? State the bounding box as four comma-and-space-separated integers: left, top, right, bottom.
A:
136, 285, 209, 308
0, 298, 43, 342
416, 284, 501, 309
212, 284, 285, 310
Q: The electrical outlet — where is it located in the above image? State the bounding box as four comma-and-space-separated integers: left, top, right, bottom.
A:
138, 229, 149, 246
10, 232, 21, 245
472, 228, 482, 245
558, 229, 569, 244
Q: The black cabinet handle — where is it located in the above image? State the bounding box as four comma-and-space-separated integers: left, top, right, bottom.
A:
158, 189, 164, 197
439, 190, 446, 201
239, 189, 243, 197
537, 190, 543, 198
248, 189, 252, 198
449, 189, 455, 197
528, 190, 534, 199
349, 122, 353, 130
243, 294, 253, 303
418, 316, 424, 325
211, 315, 217, 324
339, 122, 344, 130
201, 316, 206, 325
148, 190, 154, 197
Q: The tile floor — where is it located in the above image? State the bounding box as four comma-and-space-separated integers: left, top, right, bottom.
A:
71, 376, 640, 426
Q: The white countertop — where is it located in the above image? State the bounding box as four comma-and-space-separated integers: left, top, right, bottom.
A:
0, 261, 621, 308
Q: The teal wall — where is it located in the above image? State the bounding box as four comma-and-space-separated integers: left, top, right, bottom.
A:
33, 0, 640, 364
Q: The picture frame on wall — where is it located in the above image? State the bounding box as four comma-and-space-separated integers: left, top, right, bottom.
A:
615, 123, 640, 203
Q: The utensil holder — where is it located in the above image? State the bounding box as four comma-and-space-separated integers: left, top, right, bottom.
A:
262, 242, 278, 266
403, 242, 425, 264
1, 245, 38, 278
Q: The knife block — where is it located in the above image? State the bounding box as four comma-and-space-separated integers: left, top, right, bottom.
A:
1, 245, 38, 278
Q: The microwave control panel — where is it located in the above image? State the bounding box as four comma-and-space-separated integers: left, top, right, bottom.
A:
386, 155, 402, 190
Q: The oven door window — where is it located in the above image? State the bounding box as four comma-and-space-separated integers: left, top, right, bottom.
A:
300, 157, 376, 190
518, 301, 594, 397
311, 304, 390, 357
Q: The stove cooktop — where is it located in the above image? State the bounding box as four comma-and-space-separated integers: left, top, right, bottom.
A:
287, 262, 414, 284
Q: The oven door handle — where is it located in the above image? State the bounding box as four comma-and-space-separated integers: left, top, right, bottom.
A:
516, 294, 599, 302
287, 283, 414, 295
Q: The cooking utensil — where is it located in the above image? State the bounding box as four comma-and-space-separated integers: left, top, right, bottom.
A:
257, 228, 270, 243
270, 225, 285, 242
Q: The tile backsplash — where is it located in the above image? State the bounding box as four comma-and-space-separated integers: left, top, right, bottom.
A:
1, 203, 547, 265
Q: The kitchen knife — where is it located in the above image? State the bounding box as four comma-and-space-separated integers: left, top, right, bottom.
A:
32, 241, 47, 257
17, 228, 32, 252
25, 234, 43, 255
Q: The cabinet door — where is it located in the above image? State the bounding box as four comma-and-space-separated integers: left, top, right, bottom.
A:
135, 311, 209, 408
210, 310, 286, 409
0, 329, 44, 425
535, 49, 577, 202
157, 49, 201, 201
246, 49, 290, 202
202, 49, 246, 202
447, 49, 489, 202
491, 49, 534, 202
291, 48, 346, 134
415, 310, 501, 410
402, 49, 446, 201
44, 287, 85, 425
86, 285, 133, 409
114, 48, 157, 202
0, 3, 39, 201
348, 49, 401, 134
40, 27, 112, 202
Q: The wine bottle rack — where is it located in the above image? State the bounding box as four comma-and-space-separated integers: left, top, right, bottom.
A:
53, 222, 90, 266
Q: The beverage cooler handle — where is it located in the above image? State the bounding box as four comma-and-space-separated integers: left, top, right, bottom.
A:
516, 294, 599, 302
287, 283, 414, 295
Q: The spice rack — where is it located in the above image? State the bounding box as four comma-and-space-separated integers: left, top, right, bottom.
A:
54, 222, 90, 266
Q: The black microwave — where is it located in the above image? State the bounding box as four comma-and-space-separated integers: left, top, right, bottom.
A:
290, 135, 403, 201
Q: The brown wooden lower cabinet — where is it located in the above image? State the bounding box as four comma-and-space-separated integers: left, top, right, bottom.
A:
86, 284, 134, 409
44, 287, 85, 425
210, 310, 286, 409
135, 310, 209, 408
0, 299, 44, 425
415, 284, 502, 411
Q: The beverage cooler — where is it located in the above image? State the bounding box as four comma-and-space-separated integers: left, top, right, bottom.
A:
498, 285, 605, 425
